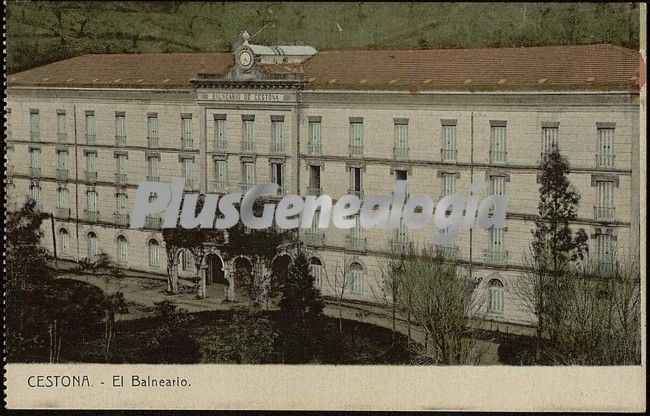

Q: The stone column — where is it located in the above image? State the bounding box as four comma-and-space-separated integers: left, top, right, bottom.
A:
168, 261, 179, 294
225, 265, 235, 301
197, 264, 207, 299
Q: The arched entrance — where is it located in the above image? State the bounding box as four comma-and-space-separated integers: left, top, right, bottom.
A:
232, 256, 253, 301
205, 253, 227, 300
271, 254, 292, 279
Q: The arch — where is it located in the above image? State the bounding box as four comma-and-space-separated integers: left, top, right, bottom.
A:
271, 253, 292, 278
348, 261, 364, 295
58, 227, 70, 253
232, 256, 254, 300
309, 257, 323, 288
148, 238, 160, 267
86, 231, 98, 260
487, 278, 505, 313
205, 252, 226, 284
116, 235, 128, 264
177, 248, 196, 272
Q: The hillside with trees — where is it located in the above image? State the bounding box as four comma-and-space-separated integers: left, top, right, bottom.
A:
6, 2, 640, 74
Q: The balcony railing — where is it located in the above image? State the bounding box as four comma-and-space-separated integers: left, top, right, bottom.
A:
489, 150, 507, 164
57, 169, 69, 181
115, 135, 127, 146
146, 175, 160, 182
84, 210, 100, 222
594, 206, 615, 221
211, 180, 228, 193
181, 138, 193, 149
349, 145, 363, 157
147, 136, 159, 148
305, 231, 325, 246
441, 148, 458, 162
436, 245, 459, 260
85, 134, 96, 144
29, 167, 41, 177
30, 131, 40, 141
596, 154, 615, 168
214, 139, 228, 152
307, 186, 321, 196
270, 141, 283, 154
240, 182, 255, 193
242, 140, 255, 153
307, 142, 322, 156
598, 260, 615, 276
55, 207, 71, 219
184, 178, 197, 191
115, 173, 128, 184
114, 212, 130, 226
346, 235, 367, 252
85, 171, 97, 183
145, 216, 162, 229
57, 132, 67, 142
390, 239, 413, 254
484, 249, 508, 265
393, 146, 409, 160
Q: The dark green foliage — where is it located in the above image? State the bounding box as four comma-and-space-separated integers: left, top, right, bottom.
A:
145, 301, 202, 364
497, 335, 547, 365
7, 2, 639, 74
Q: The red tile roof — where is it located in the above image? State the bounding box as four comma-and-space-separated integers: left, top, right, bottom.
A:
7, 44, 639, 92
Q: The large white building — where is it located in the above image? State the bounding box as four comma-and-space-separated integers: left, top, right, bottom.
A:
5, 32, 640, 326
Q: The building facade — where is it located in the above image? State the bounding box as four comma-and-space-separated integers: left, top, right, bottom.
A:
5, 33, 640, 326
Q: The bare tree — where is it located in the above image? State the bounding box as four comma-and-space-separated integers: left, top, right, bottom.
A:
323, 255, 353, 334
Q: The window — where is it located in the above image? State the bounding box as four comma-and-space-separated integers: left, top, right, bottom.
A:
214, 116, 227, 150
595, 181, 614, 220
181, 115, 193, 148
270, 161, 284, 194
348, 214, 365, 251
85, 112, 96, 143
57, 150, 68, 173
491, 175, 506, 196
87, 232, 98, 260
308, 165, 321, 195
29, 181, 41, 204
271, 117, 283, 153
115, 112, 126, 145
147, 155, 159, 181
58, 228, 70, 253
86, 187, 97, 213
242, 117, 255, 152
148, 239, 160, 267
86, 152, 97, 178
29, 110, 40, 140
57, 111, 67, 141
29, 148, 41, 176
488, 279, 504, 313
542, 127, 559, 160
181, 249, 194, 271
147, 114, 158, 147
487, 227, 506, 264
393, 120, 409, 159
116, 191, 128, 214
214, 159, 228, 193
597, 127, 614, 167
350, 167, 362, 198
441, 122, 457, 161
241, 161, 256, 191
349, 262, 363, 294
309, 257, 323, 288
395, 169, 408, 195
349, 120, 363, 156
116, 153, 127, 183
181, 157, 195, 189
595, 232, 615, 274
490, 123, 507, 164
442, 173, 458, 197
116, 235, 128, 264
308, 119, 322, 155
57, 185, 69, 209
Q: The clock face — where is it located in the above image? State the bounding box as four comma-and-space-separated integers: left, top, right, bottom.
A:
239, 50, 253, 68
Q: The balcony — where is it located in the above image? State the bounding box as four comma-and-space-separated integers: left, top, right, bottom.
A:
441, 148, 458, 162
146, 175, 160, 182
29, 167, 42, 177
349, 145, 363, 158
307, 142, 322, 156
242, 140, 255, 153
147, 136, 159, 148
436, 245, 459, 260
55, 207, 71, 219
56, 169, 69, 181
114, 212, 130, 226
85, 171, 98, 183
597, 260, 615, 276
307, 186, 321, 196
346, 235, 367, 252
181, 138, 193, 149
85, 134, 96, 144
30, 131, 40, 141
305, 231, 325, 246
57, 132, 67, 142
484, 249, 508, 265
270, 141, 283, 154
393, 146, 409, 160
240, 182, 256, 193
214, 139, 228, 152
184, 178, 198, 191
489, 150, 507, 164
84, 210, 100, 222
115, 135, 127, 146
594, 206, 615, 221
115, 173, 128, 184
390, 239, 413, 254
596, 154, 615, 169
145, 216, 163, 229
211, 181, 228, 194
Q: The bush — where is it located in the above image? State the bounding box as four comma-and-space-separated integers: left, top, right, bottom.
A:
497, 335, 539, 365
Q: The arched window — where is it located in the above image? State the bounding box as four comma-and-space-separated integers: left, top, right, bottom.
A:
309, 257, 323, 288
58, 228, 70, 253
488, 279, 504, 313
349, 262, 363, 294
87, 231, 98, 260
148, 239, 160, 267
116, 235, 128, 264
181, 249, 194, 271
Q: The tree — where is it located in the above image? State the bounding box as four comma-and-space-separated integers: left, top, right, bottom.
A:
323, 254, 354, 334
103, 291, 129, 361
525, 150, 588, 345
388, 248, 484, 364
